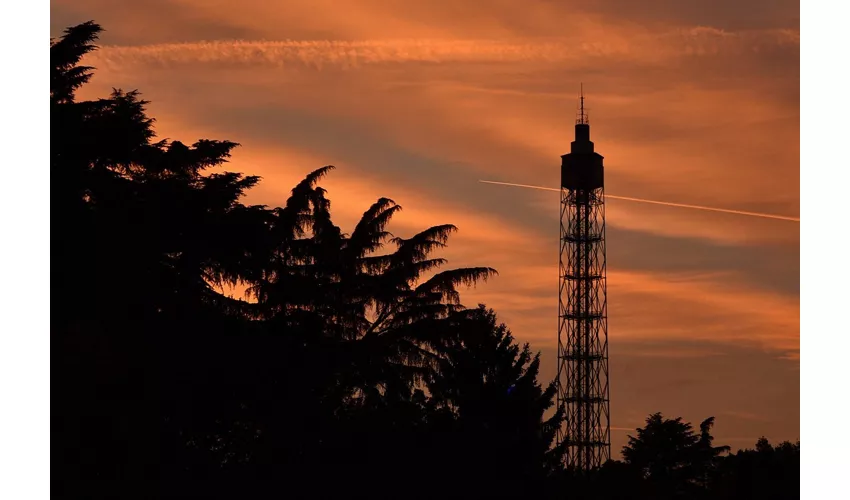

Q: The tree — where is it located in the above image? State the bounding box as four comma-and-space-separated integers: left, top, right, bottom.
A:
245, 169, 497, 414
422, 306, 565, 496
52, 21, 273, 492
197, 168, 502, 485
711, 438, 800, 500
622, 413, 730, 499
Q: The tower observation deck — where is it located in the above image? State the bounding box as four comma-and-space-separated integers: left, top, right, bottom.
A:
556, 89, 611, 470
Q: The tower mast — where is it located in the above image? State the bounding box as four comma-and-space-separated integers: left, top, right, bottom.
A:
556, 86, 611, 471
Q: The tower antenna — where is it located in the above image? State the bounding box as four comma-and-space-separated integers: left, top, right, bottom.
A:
579, 83, 587, 124
577, 83, 589, 125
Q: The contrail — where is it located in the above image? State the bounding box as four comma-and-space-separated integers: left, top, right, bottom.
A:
479, 180, 800, 222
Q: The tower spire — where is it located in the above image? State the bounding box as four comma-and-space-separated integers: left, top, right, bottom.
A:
578, 83, 588, 125
573, 84, 593, 146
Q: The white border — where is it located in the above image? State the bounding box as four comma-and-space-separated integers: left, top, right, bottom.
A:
800, 1, 848, 498
0, 0, 50, 498
0, 1, 824, 498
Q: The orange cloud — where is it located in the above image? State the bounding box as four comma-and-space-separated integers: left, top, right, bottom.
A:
86, 29, 798, 72
608, 270, 799, 353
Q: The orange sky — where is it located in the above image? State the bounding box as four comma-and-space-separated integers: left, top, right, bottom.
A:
52, 0, 800, 454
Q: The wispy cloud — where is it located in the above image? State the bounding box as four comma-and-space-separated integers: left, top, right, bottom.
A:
87, 28, 798, 70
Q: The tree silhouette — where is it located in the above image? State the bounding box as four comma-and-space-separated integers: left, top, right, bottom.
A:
710, 437, 800, 500
424, 305, 566, 496
52, 21, 274, 492
622, 413, 730, 499
247, 167, 496, 402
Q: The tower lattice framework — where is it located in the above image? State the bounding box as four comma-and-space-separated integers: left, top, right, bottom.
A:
556, 91, 611, 471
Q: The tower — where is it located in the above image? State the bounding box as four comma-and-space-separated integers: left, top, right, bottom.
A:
556, 87, 611, 470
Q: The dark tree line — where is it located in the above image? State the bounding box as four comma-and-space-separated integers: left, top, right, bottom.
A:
52, 21, 799, 499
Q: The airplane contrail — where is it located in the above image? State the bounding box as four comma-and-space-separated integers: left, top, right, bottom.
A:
479, 180, 800, 223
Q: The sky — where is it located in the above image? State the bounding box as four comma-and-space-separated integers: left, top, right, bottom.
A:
51, 0, 800, 454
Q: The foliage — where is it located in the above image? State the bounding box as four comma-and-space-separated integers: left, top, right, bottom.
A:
574, 417, 797, 500
710, 437, 800, 500
621, 413, 730, 498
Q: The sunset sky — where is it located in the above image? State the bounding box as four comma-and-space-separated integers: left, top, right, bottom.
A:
51, 0, 800, 453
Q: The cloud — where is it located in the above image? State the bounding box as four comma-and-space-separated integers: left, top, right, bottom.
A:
580, 0, 799, 31
51, 0, 256, 45
608, 270, 799, 354
53, 0, 800, 46
85, 29, 798, 72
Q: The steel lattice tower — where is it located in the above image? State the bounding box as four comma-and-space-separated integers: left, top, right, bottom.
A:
556, 89, 611, 471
